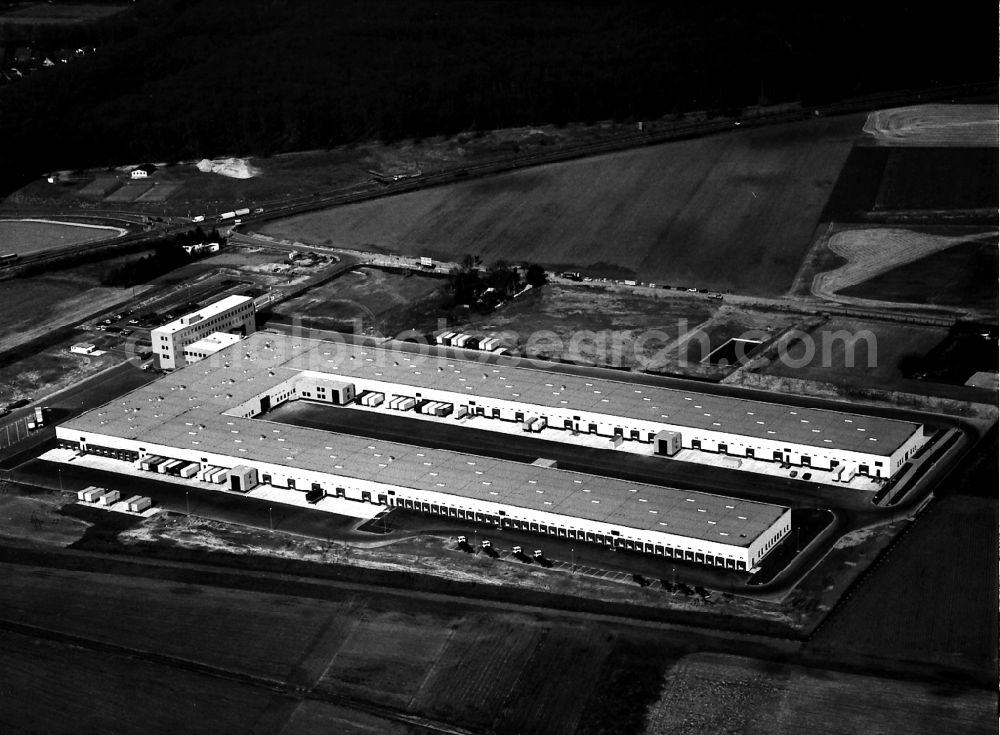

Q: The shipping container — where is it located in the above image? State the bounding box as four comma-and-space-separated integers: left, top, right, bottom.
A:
98, 490, 120, 506
141, 457, 160, 471
145, 456, 168, 471
454, 405, 469, 419
127, 496, 152, 513
398, 397, 416, 411
436, 331, 455, 345
162, 460, 185, 475
76, 485, 100, 501
435, 403, 453, 417
179, 463, 199, 479
81, 487, 105, 502
368, 392, 384, 407
208, 468, 228, 484
452, 334, 470, 348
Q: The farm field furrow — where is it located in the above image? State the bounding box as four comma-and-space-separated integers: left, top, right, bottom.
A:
839, 238, 998, 311
0, 628, 283, 735
494, 625, 613, 735
807, 494, 998, 677
258, 114, 865, 297
317, 612, 454, 710
410, 615, 546, 730
0, 564, 350, 683
642, 653, 994, 735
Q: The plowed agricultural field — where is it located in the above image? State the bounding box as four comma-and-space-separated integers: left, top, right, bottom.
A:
259, 115, 865, 296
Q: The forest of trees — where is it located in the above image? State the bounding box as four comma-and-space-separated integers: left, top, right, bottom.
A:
447, 255, 545, 312
0, 2, 994, 196
102, 226, 223, 286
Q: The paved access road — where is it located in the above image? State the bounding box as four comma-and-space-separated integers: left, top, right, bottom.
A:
0, 361, 155, 464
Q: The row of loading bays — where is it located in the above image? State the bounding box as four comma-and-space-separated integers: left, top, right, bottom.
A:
394, 498, 746, 569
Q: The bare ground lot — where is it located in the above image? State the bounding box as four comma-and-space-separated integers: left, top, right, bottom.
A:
257, 114, 866, 296
270, 267, 446, 335
0, 343, 121, 405
0, 218, 122, 255
757, 318, 950, 393
642, 653, 994, 735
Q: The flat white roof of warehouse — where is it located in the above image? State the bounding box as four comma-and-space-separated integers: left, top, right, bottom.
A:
60, 337, 787, 547
281, 333, 917, 455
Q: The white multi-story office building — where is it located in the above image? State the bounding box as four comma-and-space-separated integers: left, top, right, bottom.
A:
151, 295, 256, 370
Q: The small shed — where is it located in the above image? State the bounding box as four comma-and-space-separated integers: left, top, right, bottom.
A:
130, 164, 157, 179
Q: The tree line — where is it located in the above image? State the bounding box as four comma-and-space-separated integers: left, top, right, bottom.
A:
102, 226, 223, 287
447, 254, 546, 312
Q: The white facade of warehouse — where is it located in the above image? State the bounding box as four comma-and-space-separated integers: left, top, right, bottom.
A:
58, 423, 790, 571
278, 370, 923, 480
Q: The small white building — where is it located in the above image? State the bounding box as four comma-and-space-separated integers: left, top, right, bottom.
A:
182, 332, 242, 364
130, 164, 157, 179
70, 342, 97, 355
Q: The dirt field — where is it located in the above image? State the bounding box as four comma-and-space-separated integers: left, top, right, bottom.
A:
874, 147, 998, 211
0, 629, 286, 735
0, 270, 138, 355
808, 494, 998, 677
758, 317, 949, 392
0, 552, 670, 734
811, 226, 996, 303
449, 284, 718, 372
0, 2, 129, 23
863, 104, 999, 147
643, 653, 994, 735
0, 218, 123, 255
318, 611, 453, 710
840, 238, 998, 312
271, 267, 446, 335
258, 114, 866, 296
0, 494, 90, 546
0, 343, 122, 404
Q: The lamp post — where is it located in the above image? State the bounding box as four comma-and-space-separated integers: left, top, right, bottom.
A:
185, 491, 190, 516
268, 506, 273, 531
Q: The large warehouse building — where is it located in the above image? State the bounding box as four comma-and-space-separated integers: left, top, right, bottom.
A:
54, 333, 800, 570
191, 333, 922, 480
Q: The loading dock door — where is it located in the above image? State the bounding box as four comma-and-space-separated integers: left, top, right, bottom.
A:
229, 475, 241, 492
260, 395, 271, 413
